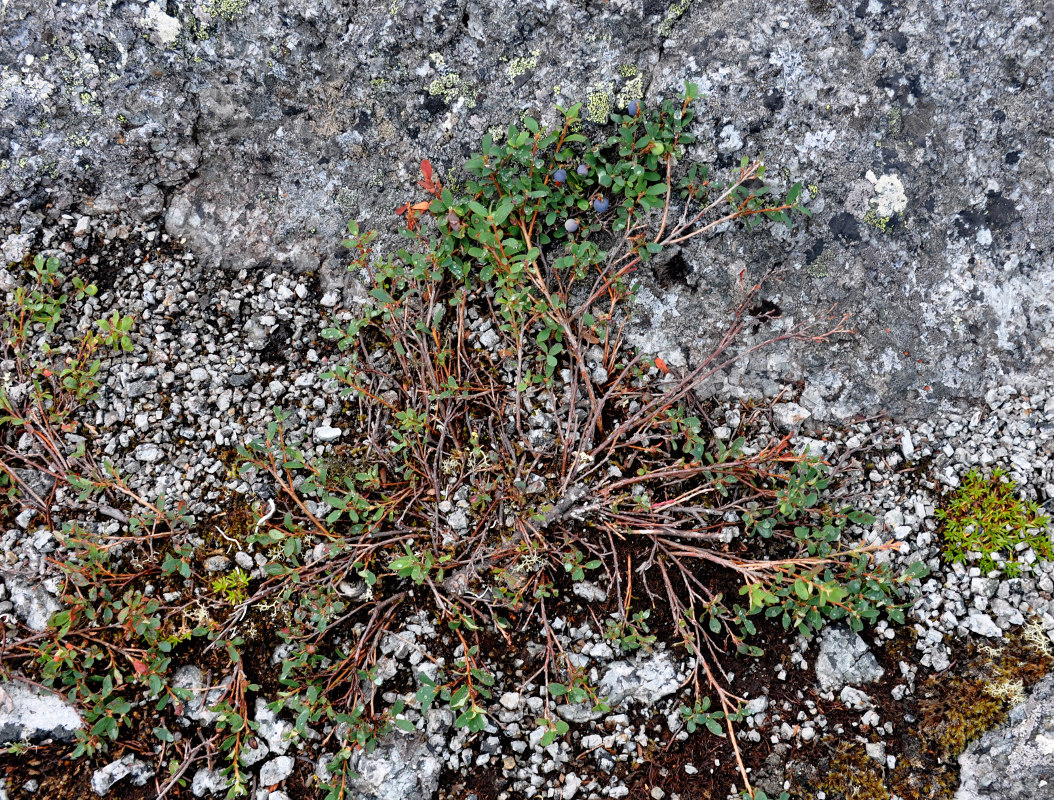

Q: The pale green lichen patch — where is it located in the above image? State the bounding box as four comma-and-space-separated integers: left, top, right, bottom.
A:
586, 82, 613, 123
428, 73, 463, 103
204, 0, 249, 21
616, 72, 643, 110
658, 0, 693, 37
506, 50, 539, 82
65, 131, 91, 148
807, 249, 835, 279
887, 105, 902, 138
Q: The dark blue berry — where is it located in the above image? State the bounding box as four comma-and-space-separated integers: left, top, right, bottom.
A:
593, 196, 609, 213
628, 100, 639, 116
564, 219, 579, 233
553, 168, 567, 184
577, 164, 589, 176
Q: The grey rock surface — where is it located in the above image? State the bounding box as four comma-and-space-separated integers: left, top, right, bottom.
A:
348, 733, 442, 800
3, 575, 61, 632
0, 681, 82, 743
190, 768, 229, 798
255, 697, 295, 755
90, 754, 155, 796
173, 665, 227, 726
956, 674, 1054, 800
0, 0, 1051, 420
259, 756, 294, 786
598, 652, 680, 708
815, 624, 884, 692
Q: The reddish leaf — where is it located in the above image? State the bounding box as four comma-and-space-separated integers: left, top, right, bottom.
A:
131, 659, 149, 675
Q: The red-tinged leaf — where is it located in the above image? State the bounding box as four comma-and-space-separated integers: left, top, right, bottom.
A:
412, 201, 431, 212
654, 357, 669, 375
132, 659, 149, 675
421, 159, 433, 181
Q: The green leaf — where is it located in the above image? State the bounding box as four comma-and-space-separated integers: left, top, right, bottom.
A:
492, 202, 514, 226
153, 726, 175, 742
370, 288, 394, 304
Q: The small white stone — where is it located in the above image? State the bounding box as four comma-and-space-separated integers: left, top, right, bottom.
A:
314, 426, 341, 443
901, 431, 914, 459
259, 756, 294, 785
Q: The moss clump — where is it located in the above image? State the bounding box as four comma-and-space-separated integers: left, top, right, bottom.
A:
889, 760, 957, 800
817, 743, 888, 800
917, 621, 1053, 758
936, 467, 1052, 577
918, 674, 1006, 757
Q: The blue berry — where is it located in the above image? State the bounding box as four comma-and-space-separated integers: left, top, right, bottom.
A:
628, 100, 639, 116
593, 196, 609, 213
576, 164, 589, 176
564, 219, 579, 233
553, 168, 567, 184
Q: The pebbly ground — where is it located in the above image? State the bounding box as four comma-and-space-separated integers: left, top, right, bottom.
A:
0, 211, 1052, 799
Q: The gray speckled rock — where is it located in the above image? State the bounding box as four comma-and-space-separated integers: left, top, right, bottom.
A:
599, 651, 680, 708
90, 754, 155, 796
190, 768, 229, 798
0, 0, 1050, 420
815, 624, 884, 692
956, 674, 1054, 800
259, 756, 294, 786
3, 575, 61, 632
347, 733, 441, 800
0, 681, 82, 743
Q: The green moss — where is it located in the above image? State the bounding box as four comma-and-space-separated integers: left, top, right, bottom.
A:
937, 467, 1052, 577
889, 761, 957, 800
919, 674, 1006, 757
818, 743, 889, 800
918, 622, 1053, 758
